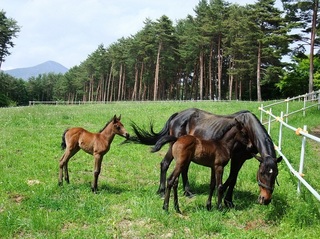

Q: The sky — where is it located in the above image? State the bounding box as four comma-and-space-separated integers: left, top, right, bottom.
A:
1, 0, 263, 70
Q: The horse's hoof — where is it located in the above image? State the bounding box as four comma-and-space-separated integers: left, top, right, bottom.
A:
158, 191, 165, 199
217, 204, 223, 211
206, 203, 212, 211
184, 191, 195, 198
58, 182, 63, 186
224, 199, 235, 208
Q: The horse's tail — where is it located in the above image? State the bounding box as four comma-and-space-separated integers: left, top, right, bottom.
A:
151, 135, 178, 153
61, 129, 68, 150
128, 112, 178, 145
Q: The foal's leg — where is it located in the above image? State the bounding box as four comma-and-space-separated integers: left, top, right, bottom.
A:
206, 167, 216, 211
163, 167, 182, 212
158, 146, 174, 197
92, 154, 103, 193
215, 165, 224, 210
58, 147, 79, 186
173, 177, 181, 214
181, 163, 194, 198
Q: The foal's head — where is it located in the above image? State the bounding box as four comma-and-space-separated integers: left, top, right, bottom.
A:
233, 119, 252, 150
111, 115, 130, 139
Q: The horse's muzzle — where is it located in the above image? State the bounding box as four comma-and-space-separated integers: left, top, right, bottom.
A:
258, 195, 271, 205
125, 133, 130, 140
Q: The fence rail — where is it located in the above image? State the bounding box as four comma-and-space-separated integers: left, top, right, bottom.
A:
259, 90, 320, 201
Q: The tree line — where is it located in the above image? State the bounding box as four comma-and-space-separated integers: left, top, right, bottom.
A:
0, 0, 319, 106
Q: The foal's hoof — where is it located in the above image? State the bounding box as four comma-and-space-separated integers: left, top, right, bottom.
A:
58, 182, 63, 186
224, 199, 235, 208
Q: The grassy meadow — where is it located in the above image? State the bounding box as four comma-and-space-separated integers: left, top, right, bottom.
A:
0, 101, 319, 238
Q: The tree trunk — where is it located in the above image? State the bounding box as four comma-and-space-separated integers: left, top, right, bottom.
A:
209, 41, 213, 100
309, 0, 318, 93
139, 62, 144, 101
217, 35, 222, 100
132, 63, 138, 100
154, 41, 162, 101
256, 41, 262, 101
106, 63, 113, 102
117, 64, 123, 101
199, 50, 204, 100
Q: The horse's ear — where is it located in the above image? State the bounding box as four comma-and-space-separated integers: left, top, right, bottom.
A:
113, 115, 117, 122
118, 114, 121, 120
277, 156, 282, 163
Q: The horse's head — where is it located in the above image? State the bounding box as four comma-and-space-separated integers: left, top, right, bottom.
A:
254, 154, 282, 205
112, 115, 130, 139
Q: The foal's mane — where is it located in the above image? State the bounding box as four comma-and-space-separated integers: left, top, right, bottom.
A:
98, 116, 116, 133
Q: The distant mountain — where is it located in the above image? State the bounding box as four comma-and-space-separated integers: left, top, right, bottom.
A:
4, 61, 69, 80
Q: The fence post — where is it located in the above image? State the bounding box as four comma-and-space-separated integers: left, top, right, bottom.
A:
297, 125, 307, 194
278, 112, 284, 151
267, 108, 272, 134
286, 98, 289, 123
303, 94, 307, 117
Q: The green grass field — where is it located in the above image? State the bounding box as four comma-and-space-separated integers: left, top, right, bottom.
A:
0, 101, 319, 238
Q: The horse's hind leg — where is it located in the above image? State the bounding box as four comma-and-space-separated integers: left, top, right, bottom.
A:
158, 146, 174, 197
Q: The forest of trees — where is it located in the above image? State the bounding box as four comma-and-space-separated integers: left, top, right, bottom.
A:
0, 0, 319, 107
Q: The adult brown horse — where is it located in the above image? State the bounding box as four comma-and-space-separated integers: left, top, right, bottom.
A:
130, 108, 282, 207
58, 115, 130, 193
152, 119, 252, 213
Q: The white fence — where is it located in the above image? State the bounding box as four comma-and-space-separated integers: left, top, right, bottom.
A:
259, 90, 320, 201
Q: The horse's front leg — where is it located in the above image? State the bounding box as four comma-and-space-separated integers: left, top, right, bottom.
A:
158, 146, 173, 198
222, 155, 246, 208
206, 167, 216, 211
92, 154, 103, 193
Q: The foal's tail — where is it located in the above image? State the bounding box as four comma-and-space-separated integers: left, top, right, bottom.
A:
129, 112, 178, 145
61, 129, 68, 150
151, 135, 178, 153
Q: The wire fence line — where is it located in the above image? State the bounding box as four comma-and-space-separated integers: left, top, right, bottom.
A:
259, 90, 320, 201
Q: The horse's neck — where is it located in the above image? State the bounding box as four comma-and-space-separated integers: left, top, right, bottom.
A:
100, 123, 116, 142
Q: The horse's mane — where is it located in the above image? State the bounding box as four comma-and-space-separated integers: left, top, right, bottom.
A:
235, 112, 275, 157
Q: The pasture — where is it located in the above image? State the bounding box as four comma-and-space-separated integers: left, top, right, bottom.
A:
0, 101, 319, 238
